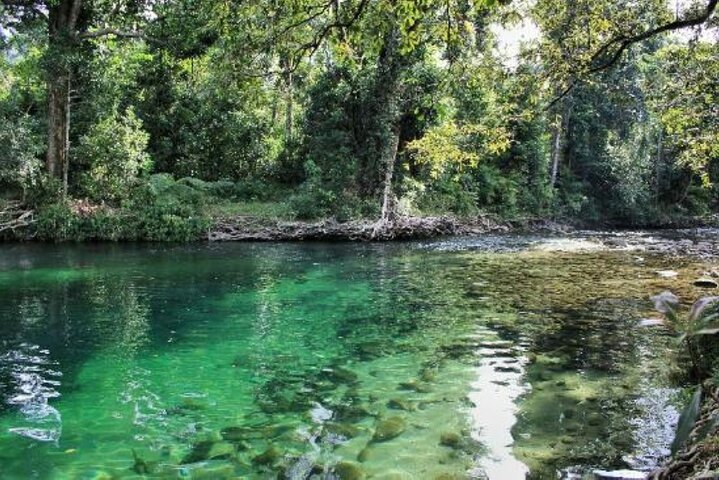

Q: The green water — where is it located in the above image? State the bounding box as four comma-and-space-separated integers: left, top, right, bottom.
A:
0, 238, 707, 479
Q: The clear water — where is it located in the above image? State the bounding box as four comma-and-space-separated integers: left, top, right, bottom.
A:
0, 238, 706, 479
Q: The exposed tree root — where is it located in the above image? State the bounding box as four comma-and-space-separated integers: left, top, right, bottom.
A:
207, 215, 524, 241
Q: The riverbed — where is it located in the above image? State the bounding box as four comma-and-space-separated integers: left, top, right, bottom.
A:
0, 234, 714, 479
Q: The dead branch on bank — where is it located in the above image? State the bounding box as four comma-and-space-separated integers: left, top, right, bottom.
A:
0, 201, 35, 236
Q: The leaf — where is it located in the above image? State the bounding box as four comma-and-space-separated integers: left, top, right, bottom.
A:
671, 386, 703, 455
688, 297, 719, 322
692, 324, 719, 336
651, 291, 679, 314
637, 318, 665, 327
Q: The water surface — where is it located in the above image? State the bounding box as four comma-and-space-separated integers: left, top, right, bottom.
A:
0, 237, 707, 479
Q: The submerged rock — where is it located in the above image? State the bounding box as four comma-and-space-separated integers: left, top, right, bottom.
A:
334, 460, 366, 480
356, 341, 385, 360
131, 449, 157, 475
419, 367, 438, 382
188, 463, 236, 480
220, 426, 248, 442
252, 445, 281, 466
387, 398, 416, 411
357, 446, 372, 462
326, 422, 361, 439
180, 441, 215, 464
207, 442, 235, 460
439, 432, 461, 448
320, 366, 359, 385
373, 470, 413, 480
398, 380, 432, 393
332, 403, 373, 422
283, 454, 322, 479
372, 416, 407, 442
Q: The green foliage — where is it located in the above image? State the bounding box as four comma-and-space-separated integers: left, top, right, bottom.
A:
0, 111, 43, 197
33, 174, 211, 242
3, 0, 719, 239
671, 386, 703, 455
648, 292, 719, 457
75, 108, 152, 203
287, 161, 337, 220
0, 47, 44, 198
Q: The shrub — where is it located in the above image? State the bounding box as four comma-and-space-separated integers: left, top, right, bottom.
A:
75, 107, 152, 204
287, 161, 337, 219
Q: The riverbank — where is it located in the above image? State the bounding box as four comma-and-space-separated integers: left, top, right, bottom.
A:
207, 214, 572, 241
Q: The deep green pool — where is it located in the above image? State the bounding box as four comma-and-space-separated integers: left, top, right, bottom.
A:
0, 237, 706, 479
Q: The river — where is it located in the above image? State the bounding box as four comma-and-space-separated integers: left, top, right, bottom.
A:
0, 234, 709, 479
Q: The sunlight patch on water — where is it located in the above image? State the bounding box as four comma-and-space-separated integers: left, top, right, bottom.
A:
468, 328, 530, 479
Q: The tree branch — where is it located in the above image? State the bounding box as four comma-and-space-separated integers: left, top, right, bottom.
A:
544, 0, 718, 111
77, 28, 163, 44
588, 0, 718, 73
291, 0, 370, 67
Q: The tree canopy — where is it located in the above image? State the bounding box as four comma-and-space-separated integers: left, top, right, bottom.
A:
1, 0, 718, 238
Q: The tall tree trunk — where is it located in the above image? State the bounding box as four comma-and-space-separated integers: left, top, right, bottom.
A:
285, 72, 293, 141
549, 93, 573, 189
368, 27, 404, 224
47, 73, 71, 193
280, 57, 293, 142
549, 115, 561, 189
655, 126, 663, 206
46, 0, 82, 191
379, 125, 401, 222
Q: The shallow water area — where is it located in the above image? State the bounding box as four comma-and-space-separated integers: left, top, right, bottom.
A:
0, 235, 712, 479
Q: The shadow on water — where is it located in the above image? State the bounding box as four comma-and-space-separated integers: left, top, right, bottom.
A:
0, 237, 709, 479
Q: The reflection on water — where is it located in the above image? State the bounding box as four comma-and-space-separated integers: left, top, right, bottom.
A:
0, 239, 708, 479
468, 328, 529, 479
1, 344, 62, 442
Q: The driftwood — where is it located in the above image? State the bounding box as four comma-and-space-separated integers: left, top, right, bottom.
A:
207, 215, 513, 242
0, 201, 35, 236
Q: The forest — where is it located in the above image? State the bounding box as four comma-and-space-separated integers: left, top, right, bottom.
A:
0, 0, 717, 241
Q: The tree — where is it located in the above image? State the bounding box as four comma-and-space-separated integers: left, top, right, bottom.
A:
1, 0, 153, 193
